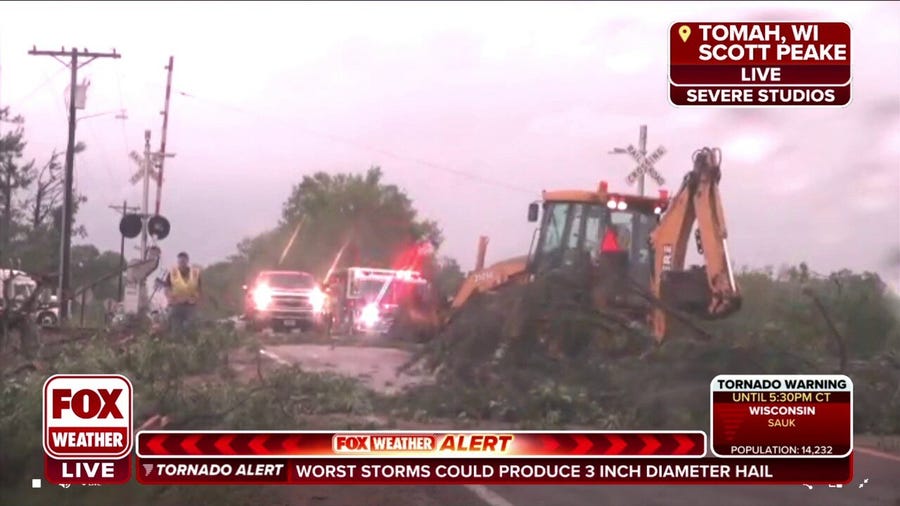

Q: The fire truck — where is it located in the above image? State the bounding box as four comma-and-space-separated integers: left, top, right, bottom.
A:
324, 267, 434, 337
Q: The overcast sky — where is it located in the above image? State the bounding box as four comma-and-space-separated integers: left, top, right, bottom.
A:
1, 1, 897, 289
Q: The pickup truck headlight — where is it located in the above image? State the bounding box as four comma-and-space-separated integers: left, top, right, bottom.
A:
252, 284, 273, 310
310, 287, 326, 313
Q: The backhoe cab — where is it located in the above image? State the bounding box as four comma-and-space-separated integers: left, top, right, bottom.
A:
524, 147, 741, 341
526, 183, 668, 324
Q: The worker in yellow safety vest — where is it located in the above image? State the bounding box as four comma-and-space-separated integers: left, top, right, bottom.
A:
161, 251, 202, 335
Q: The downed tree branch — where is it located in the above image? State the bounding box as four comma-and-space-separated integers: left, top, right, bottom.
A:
1, 361, 37, 379
138, 413, 171, 431
172, 385, 271, 428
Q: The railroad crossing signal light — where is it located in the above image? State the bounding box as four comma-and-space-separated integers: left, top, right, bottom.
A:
119, 214, 142, 239
118, 214, 171, 240
147, 215, 170, 240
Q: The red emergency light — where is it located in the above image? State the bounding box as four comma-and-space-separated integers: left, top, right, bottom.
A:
395, 270, 423, 281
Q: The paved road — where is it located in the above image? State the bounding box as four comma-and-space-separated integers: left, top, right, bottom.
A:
480, 449, 900, 506
260, 343, 900, 506
260, 342, 431, 394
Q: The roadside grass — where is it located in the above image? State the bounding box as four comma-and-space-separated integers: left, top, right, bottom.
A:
0, 325, 378, 506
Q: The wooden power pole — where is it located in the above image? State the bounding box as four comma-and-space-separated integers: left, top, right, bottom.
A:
27, 46, 121, 321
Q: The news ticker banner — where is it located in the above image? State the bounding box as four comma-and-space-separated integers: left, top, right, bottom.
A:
711, 375, 853, 458
131, 456, 852, 485
669, 22, 851, 106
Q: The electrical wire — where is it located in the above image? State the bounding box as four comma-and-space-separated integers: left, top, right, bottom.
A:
114, 60, 130, 155
82, 117, 117, 189
175, 90, 536, 196
6, 66, 67, 108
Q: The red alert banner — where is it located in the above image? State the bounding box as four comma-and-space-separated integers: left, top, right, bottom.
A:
710, 375, 853, 458
135, 455, 853, 485
668, 22, 851, 106
137, 430, 707, 458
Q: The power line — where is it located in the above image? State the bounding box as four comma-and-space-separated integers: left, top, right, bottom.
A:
113, 60, 131, 155
175, 90, 536, 195
5, 66, 67, 108
82, 116, 117, 189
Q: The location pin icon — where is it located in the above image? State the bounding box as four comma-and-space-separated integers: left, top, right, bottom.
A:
679, 25, 691, 43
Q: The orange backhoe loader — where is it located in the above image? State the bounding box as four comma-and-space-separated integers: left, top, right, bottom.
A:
447, 147, 741, 343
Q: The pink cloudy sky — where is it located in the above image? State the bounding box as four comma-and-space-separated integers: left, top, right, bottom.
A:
0, 1, 897, 288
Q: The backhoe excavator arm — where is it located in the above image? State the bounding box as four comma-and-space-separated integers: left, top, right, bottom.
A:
449, 255, 530, 311
649, 147, 741, 340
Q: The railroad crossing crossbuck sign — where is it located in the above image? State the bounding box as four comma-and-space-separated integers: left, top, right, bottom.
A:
625, 144, 667, 187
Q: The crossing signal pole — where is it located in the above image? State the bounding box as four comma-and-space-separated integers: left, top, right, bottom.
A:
609, 125, 668, 261
155, 56, 174, 215
28, 46, 121, 321
609, 125, 667, 196
129, 131, 173, 312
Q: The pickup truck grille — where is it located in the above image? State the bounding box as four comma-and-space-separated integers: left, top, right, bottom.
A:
271, 295, 311, 310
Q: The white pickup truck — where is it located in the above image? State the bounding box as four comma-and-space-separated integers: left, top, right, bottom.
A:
242, 270, 328, 332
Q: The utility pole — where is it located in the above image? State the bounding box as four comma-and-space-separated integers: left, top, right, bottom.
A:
28, 46, 121, 321
109, 200, 139, 301
155, 56, 174, 215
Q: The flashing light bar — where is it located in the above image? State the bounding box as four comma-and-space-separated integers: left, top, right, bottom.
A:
353, 268, 424, 281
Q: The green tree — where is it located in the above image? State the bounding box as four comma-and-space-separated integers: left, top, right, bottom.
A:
278, 166, 442, 274
202, 259, 250, 317
202, 166, 449, 315
708, 265, 899, 365
0, 107, 34, 262
432, 256, 465, 301
0, 107, 88, 273
70, 244, 123, 301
